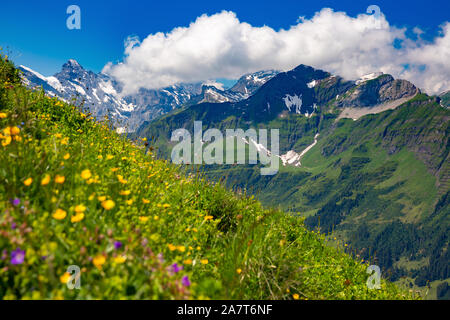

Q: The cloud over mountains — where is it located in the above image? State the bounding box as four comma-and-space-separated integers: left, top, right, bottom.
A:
103, 8, 450, 95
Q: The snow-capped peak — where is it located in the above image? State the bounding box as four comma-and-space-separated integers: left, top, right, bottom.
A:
356, 72, 383, 85
66, 59, 82, 67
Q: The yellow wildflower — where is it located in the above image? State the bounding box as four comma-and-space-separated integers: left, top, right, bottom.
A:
102, 200, 115, 210
10, 126, 20, 135
3, 127, 11, 135
53, 209, 67, 220
0, 112, 7, 118
74, 204, 86, 213
183, 259, 193, 265
168, 244, 177, 251
23, 177, 33, 186
139, 216, 149, 222
60, 273, 70, 284
293, 294, 300, 300
142, 198, 150, 204
200, 259, 209, 265
71, 213, 85, 223
236, 268, 242, 274
177, 246, 186, 253
81, 169, 92, 180
97, 196, 106, 202
114, 256, 126, 264
117, 175, 127, 184
63, 153, 70, 160
119, 190, 131, 196
204, 215, 214, 221
1, 135, 11, 147
93, 255, 106, 269
41, 174, 51, 186
54, 175, 65, 184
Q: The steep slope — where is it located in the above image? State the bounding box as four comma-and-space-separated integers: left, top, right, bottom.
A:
137, 63, 448, 293
0, 55, 415, 300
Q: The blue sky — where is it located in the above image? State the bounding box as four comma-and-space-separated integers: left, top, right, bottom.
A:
1, 0, 449, 76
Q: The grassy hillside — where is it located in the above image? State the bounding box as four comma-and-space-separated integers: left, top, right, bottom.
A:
0, 56, 416, 300
137, 65, 449, 295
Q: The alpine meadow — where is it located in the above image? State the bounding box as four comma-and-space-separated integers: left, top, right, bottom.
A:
0, 0, 449, 305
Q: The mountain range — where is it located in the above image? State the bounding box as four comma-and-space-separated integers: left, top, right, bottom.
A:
19, 60, 278, 132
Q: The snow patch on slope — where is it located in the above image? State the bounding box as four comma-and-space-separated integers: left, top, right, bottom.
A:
280, 134, 320, 167
307, 80, 318, 88
283, 94, 303, 114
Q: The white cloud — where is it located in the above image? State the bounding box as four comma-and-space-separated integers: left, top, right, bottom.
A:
104, 9, 450, 95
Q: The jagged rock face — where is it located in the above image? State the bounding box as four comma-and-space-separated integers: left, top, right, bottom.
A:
439, 91, 450, 108
186, 85, 244, 106
230, 70, 279, 96
336, 74, 417, 108
123, 83, 204, 130
19, 62, 136, 125
312, 75, 355, 106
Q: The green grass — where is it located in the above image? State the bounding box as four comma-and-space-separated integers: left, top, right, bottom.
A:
395, 277, 450, 300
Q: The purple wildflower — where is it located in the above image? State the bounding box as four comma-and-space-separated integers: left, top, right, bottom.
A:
182, 276, 191, 287
11, 222, 17, 230
11, 248, 25, 265
10, 198, 20, 206
114, 241, 122, 250
171, 263, 183, 273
